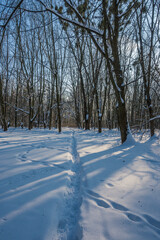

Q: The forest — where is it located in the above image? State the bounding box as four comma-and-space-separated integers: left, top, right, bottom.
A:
0, 1, 160, 240
0, 0, 160, 142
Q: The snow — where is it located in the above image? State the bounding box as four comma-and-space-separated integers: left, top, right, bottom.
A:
0, 127, 160, 240
150, 115, 160, 121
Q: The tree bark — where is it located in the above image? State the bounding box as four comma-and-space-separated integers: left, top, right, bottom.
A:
0, 77, 8, 131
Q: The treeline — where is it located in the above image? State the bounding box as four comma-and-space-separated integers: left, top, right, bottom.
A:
0, 0, 160, 142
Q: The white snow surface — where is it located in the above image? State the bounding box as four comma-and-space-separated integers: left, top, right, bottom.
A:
0, 127, 160, 240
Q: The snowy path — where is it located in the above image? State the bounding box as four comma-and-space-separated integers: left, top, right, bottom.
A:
0, 128, 160, 240
57, 131, 83, 240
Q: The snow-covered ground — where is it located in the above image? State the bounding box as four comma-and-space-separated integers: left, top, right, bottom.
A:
0, 128, 160, 240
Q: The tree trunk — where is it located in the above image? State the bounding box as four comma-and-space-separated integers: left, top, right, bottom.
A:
28, 97, 33, 130
49, 82, 54, 130
117, 102, 128, 144
0, 77, 8, 131
15, 80, 19, 128
56, 76, 61, 133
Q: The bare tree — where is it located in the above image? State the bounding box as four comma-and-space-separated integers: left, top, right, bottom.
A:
135, 0, 160, 136
35, 0, 140, 142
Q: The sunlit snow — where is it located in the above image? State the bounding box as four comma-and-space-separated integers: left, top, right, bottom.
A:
0, 128, 160, 240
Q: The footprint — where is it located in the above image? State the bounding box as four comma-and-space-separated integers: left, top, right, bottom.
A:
96, 199, 110, 209
86, 190, 110, 208
143, 214, 160, 229
105, 183, 114, 188
86, 189, 128, 211
109, 200, 128, 211
126, 212, 142, 222
86, 189, 101, 198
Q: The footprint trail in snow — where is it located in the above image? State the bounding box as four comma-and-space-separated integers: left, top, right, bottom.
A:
57, 131, 83, 240
86, 189, 160, 235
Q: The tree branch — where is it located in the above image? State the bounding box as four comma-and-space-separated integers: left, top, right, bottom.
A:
37, 0, 103, 37
0, 0, 24, 50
